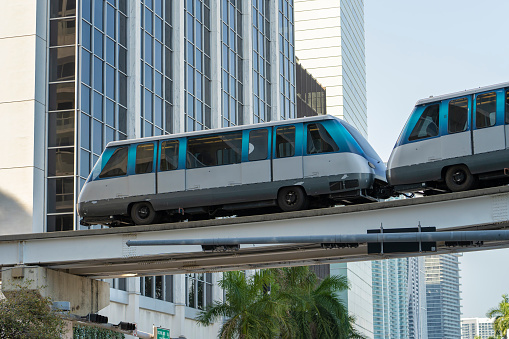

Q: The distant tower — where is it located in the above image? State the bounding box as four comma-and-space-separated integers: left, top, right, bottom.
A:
425, 254, 462, 339
372, 257, 428, 339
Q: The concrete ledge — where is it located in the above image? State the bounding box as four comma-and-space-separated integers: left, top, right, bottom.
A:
1, 266, 110, 316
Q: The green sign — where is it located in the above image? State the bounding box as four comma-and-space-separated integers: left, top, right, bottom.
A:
156, 327, 170, 339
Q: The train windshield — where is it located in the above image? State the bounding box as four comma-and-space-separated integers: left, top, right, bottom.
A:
341, 121, 382, 162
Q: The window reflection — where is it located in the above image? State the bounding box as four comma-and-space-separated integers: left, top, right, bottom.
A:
50, 0, 76, 18
49, 47, 75, 82
50, 19, 76, 46
47, 214, 73, 232
48, 111, 75, 147
48, 147, 75, 176
47, 177, 74, 213
49, 82, 75, 111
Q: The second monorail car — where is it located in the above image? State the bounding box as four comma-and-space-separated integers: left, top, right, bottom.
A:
388, 81, 509, 193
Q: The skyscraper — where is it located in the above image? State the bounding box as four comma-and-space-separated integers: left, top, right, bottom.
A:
426, 254, 462, 339
294, 0, 367, 136
372, 257, 428, 339
294, 1, 371, 336
0, 0, 296, 336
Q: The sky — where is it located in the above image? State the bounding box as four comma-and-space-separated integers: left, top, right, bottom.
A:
365, 0, 509, 318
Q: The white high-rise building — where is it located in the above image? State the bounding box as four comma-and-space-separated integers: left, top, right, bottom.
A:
294, 0, 367, 136
461, 318, 495, 339
294, 2, 371, 337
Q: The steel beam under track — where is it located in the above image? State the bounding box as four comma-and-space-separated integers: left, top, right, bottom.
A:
1, 186, 509, 278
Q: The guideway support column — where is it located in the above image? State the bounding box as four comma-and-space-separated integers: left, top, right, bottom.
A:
2, 266, 110, 316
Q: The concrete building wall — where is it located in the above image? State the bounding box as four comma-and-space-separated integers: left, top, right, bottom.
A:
0, 0, 47, 235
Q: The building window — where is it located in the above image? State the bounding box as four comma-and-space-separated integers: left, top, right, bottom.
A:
140, 275, 173, 302
186, 273, 212, 310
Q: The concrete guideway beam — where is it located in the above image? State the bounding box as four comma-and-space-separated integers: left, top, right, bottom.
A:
1, 266, 109, 316
0, 186, 509, 277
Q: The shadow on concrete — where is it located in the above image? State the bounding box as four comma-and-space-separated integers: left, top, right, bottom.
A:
0, 190, 31, 235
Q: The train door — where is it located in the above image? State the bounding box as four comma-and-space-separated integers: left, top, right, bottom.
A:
303, 122, 340, 178
185, 132, 243, 191
158, 139, 186, 193
272, 124, 304, 181
473, 90, 505, 154
128, 142, 157, 197
441, 96, 472, 160
241, 128, 271, 185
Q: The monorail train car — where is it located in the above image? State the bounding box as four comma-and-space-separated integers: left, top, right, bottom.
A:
78, 115, 387, 226
388, 81, 509, 193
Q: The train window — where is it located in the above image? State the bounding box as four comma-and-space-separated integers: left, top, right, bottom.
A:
187, 132, 242, 169
135, 143, 154, 174
307, 123, 339, 154
448, 98, 469, 134
248, 129, 268, 161
505, 90, 509, 124
408, 104, 440, 141
476, 92, 497, 129
276, 126, 296, 158
160, 140, 179, 171
99, 147, 128, 178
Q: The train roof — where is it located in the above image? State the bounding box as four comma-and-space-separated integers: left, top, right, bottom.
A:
416, 81, 509, 106
107, 114, 340, 148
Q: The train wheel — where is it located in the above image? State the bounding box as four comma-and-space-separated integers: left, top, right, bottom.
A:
131, 202, 159, 225
445, 165, 476, 192
277, 186, 308, 212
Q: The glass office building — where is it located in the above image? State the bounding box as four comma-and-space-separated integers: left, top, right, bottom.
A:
372, 257, 428, 339
1, 0, 296, 336
426, 254, 462, 339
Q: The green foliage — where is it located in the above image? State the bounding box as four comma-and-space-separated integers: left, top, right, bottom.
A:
198, 267, 366, 339
487, 294, 509, 339
0, 282, 66, 339
73, 324, 125, 339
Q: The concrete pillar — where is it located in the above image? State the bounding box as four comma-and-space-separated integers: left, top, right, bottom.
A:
128, 0, 141, 139
126, 277, 141, 326
1, 266, 109, 316
242, 0, 253, 125
173, 274, 187, 337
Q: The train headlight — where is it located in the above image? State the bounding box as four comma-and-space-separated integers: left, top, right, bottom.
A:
368, 162, 376, 169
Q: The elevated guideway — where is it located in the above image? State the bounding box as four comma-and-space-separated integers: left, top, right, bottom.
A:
2, 186, 509, 279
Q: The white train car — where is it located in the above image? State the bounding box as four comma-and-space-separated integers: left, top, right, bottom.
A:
78, 115, 387, 226
388, 82, 509, 193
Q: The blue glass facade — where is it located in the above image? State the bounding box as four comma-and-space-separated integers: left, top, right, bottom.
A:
278, 0, 295, 120
221, 0, 243, 127
184, 0, 211, 132
140, 0, 173, 137
252, 0, 271, 123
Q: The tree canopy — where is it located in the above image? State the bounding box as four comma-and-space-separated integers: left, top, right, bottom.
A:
198, 267, 366, 339
487, 294, 509, 339
0, 283, 67, 339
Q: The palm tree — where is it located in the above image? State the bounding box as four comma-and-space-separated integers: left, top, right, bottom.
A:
198, 267, 364, 339
197, 270, 291, 339
271, 266, 365, 339
487, 294, 509, 339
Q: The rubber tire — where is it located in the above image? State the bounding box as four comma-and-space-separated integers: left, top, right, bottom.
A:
277, 186, 308, 212
445, 165, 476, 192
131, 202, 158, 225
